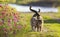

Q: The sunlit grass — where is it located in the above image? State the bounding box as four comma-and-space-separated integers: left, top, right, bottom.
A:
15, 11, 60, 37
16, 0, 39, 4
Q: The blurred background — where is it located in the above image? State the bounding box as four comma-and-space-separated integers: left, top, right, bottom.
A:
0, 0, 60, 37
0, 0, 60, 12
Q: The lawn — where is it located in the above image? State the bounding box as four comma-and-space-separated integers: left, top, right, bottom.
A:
15, 11, 60, 37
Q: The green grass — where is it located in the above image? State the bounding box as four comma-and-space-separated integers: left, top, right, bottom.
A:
16, 0, 39, 4
7, 6, 60, 37
14, 11, 60, 37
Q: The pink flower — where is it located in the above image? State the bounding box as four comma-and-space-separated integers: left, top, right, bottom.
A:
14, 23, 16, 26
3, 28, 7, 32
13, 13, 18, 18
14, 15, 17, 18
1, 11, 5, 15
13, 18, 18, 22
10, 28, 13, 31
0, 16, 2, 18
8, 22, 11, 26
8, 19, 11, 23
0, 4, 2, 7
0, 22, 3, 26
17, 25, 22, 29
2, 19, 4, 24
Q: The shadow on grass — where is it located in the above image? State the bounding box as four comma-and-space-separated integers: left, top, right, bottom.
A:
44, 19, 60, 24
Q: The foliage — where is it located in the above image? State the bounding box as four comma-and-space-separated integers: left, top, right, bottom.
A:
0, 0, 16, 4
0, 4, 22, 37
16, 0, 39, 4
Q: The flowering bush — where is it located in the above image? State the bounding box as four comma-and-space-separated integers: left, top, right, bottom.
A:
0, 4, 22, 37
